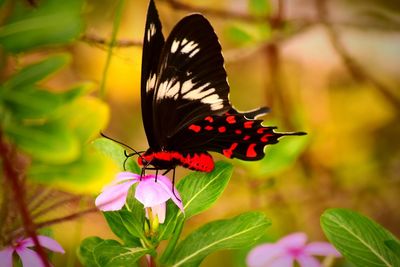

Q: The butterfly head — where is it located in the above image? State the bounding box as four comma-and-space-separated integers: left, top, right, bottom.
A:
137, 151, 154, 167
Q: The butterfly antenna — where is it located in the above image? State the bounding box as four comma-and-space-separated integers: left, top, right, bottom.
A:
100, 132, 145, 159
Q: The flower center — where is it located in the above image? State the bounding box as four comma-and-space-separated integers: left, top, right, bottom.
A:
287, 247, 304, 258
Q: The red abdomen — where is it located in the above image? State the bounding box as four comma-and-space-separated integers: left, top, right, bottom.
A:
138, 151, 214, 172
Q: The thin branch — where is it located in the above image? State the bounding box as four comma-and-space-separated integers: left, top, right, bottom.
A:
35, 207, 99, 229
32, 196, 82, 220
0, 131, 51, 267
161, 0, 273, 23
316, 0, 400, 110
81, 34, 142, 47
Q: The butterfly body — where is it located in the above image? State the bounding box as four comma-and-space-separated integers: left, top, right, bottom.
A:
138, 0, 305, 174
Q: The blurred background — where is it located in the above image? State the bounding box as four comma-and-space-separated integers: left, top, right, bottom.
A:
1, 0, 399, 266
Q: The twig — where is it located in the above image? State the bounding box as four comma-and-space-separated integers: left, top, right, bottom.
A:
0, 130, 50, 267
162, 0, 273, 23
316, 0, 400, 110
32, 196, 82, 220
35, 207, 99, 229
81, 34, 142, 47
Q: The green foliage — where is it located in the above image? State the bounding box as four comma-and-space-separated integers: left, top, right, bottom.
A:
249, 0, 271, 17
0, 0, 84, 53
0, 0, 114, 193
385, 240, 400, 259
178, 161, 233, 218
158, 161, 233, 241
92, 137, 141, 173
168, 212, 271, 267
78, 237, 146, 267
103, 211, 142, 247
321, 208, 400, 267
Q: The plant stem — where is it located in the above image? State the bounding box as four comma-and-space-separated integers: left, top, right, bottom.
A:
159, 218, 184, 263
0, 130, 50, 267
99, 0, 125, 99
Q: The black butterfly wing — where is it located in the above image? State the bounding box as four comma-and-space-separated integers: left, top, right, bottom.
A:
169, 107, 306, 161
152, 14, 231, 148
141, 0, 165, 149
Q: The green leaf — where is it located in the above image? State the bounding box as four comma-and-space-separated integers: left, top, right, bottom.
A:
0, 0, 84, 53
28, 144, 117, 193
3, 85, 87, 120
3, 54, 70, 90
385, 240, 400, 259
93, 239, 148, 267
178, 161, 233, 218
119, 210, 147, 241
4, 119, 79, 164
58, 97, 109, 143
226, 25, 254, 45
169, 212, 270, 267
78, 236, 104, 267
158, 162, 233, 242
249, 0, 271, 17
92, 137, 140, 173
321, 208, 400, 267
103, 211, 142, 247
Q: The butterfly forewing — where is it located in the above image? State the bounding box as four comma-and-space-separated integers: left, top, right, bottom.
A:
141, 0, 165, 149
152, 14, 231, 147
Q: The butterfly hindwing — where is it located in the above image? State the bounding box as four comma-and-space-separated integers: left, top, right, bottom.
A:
141, 0, 165, 149
169, 108, 304, 161
151, 14, 231, 147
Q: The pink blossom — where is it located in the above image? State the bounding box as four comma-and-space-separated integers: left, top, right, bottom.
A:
0, 235, 64, 267
95, 172, 183, 223
247, 232, 341, 267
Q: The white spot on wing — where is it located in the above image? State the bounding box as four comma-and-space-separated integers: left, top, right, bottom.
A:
181, 41, 198, 54
146, 73, 156, 92
171, 39, 179, 53
189, 48, 200, 58
147, 23, 156, 42
181, 79, 195, 94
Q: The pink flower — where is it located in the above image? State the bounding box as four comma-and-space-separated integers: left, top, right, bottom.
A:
95, 172, 184, 223
247, 232, 341, 267
0, 235, 64, 267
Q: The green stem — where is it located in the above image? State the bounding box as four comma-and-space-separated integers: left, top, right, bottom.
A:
159, 218, 184, 263
99, 0, 125, 99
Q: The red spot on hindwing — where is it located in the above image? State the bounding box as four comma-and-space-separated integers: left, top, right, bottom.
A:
246, 143, 257, 158
223, 143, 238, 158
226, 115, 236, 124
205, 125, 213, 131
218, 126, 226, 133
243, 135, 251, 140
235, 129, 242, 135
205, 116, 214, 123
244, 121, 254, 128
257, 128, 266, 134
188, 124, 201, 133
261, 133, 273, 142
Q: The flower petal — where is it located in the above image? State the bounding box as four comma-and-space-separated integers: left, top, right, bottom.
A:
278, 232, 307, 248
20, 236, 64, 253
95, 180, 136, 211
151, 202, 166, 223
135, 179, 170, 207
246, 244, 284, 267
102, 172, 139, 191
296, 254, 321, 267
155, 175, 184, 212
16, 247, 45, 267
304, 242, 341, 257
0, 247, 14, 267
268, 255, 294, 267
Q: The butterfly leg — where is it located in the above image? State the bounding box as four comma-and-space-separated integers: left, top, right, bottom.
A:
155, 169, 159, 182
171, 168, 181, 202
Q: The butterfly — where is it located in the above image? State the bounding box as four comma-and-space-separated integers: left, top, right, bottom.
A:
135, 0, 305, 178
